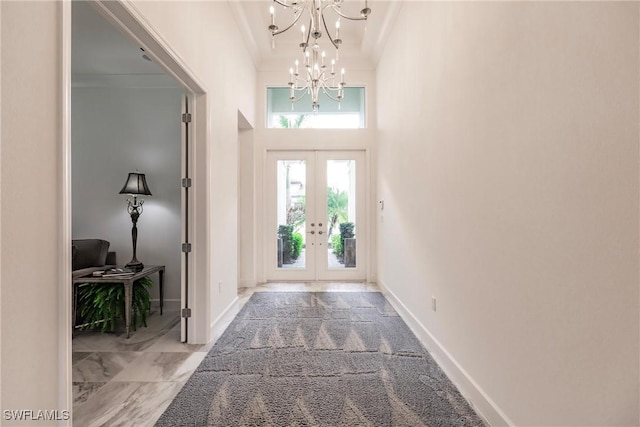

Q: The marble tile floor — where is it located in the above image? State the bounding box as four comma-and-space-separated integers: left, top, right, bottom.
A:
72, 282, 379, 426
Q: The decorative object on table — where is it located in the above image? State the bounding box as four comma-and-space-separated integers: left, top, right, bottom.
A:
119, 171, 152, 272
92, 267, 136, 278
76, 277, 152, 333
267, 0, 371, 111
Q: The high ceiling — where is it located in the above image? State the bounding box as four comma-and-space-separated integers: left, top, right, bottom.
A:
71, 1, 401, 86
231, 0, 401, 71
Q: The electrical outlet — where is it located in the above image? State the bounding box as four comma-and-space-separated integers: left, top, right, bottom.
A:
432, 296, 437, 312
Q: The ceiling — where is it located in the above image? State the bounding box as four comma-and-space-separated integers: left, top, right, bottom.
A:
231, 0, 402, 71
71, 1, 401, 87
72, 1, 179, 88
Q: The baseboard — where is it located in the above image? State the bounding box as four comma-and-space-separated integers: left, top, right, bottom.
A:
239, 279, 258, 288
377, 280, 514, 427
150, 298, 180, 311
208, 296, 240, 345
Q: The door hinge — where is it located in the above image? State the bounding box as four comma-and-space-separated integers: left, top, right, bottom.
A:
182, 242, 192, 253
181, 177, 192, 188
181, 308, 192, 318
182, 113, 192, 123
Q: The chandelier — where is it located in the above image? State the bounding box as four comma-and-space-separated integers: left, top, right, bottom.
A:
268, 0, 371, 111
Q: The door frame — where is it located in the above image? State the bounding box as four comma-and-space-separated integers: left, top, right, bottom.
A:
61, 3, 212, 419
90, 0, 210, 345
264, 149, 369, 282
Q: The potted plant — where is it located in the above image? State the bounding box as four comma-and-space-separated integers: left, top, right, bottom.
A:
76, 277, 152, 332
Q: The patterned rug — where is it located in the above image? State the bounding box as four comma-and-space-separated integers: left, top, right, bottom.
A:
156, 292, 484, 426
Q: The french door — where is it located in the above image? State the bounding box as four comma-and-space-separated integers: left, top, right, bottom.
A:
266, 150, 366, 281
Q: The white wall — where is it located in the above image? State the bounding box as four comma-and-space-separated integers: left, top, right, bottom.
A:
129, 0, 256, 332
1, 0, 67, 420
238, 126, 255, 288
72, 87, 183, 304
0, 0, 256, 418
377, 2, 639, 426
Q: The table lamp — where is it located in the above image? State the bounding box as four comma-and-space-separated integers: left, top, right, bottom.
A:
119, 172, 152, 271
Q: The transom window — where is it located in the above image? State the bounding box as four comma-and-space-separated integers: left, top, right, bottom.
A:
267, 87, 365, 129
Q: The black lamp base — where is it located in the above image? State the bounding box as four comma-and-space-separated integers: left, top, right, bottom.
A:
125, 261, 144, 272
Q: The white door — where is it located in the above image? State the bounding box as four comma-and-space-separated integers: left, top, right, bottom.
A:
266, 150, 366, 281
180, 94, 190, 343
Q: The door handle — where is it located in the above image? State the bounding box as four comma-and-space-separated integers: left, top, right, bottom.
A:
310, 223, 315, 227
309, 231, 315, 235
318, 231, 324, 235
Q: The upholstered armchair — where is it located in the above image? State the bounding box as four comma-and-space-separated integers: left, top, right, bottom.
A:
71, 239, 117, 278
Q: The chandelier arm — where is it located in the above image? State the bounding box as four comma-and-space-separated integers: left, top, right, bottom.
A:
318, 79, 342, 92
273, 0, 298, 10
319, 86, 343, 102
289, 90, 313, 103
304, 17, 312, 51
294, 77, 311, 88
271, 9, 305, 36
329, 5, 368, 21
319, 78, 344, 93
321, 14, 339, 50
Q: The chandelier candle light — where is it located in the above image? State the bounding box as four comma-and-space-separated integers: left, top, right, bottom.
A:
268, 0, 371, 111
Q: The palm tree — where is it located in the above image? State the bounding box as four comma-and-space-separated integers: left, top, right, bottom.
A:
327, 187, 348, 238
278, 115, 306, 128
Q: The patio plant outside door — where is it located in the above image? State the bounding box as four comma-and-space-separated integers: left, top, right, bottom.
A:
266, 150, 366, 281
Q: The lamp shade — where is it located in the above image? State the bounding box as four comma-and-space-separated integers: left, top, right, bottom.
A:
119, 172, 152, 196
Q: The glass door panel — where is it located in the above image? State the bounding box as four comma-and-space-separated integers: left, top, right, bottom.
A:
326, 160, 357, 270
276, 160, 306, 270
316, 151, 365, 281
267, 151, 316, 281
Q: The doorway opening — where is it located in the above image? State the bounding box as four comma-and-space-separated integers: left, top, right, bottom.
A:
71, 0, 186, 340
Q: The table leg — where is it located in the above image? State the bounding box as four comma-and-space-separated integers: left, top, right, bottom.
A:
124, 280, 133, 339
159, 268, 164, 315
72, 283, 77, 331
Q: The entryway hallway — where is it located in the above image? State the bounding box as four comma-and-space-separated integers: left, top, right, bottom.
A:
72, 283, 380, 426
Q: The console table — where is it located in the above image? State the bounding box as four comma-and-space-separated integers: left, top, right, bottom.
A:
73, 265, 165, 338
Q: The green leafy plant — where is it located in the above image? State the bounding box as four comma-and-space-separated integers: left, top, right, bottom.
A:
292, 232, 303, 259
331, 233, 343, 257
76, 277, 152, 333
327, 187, 348, 238
340, 222, 355, 238
278, 225, 294, 264
278, 115, 306, 129
339, 222, 355, 254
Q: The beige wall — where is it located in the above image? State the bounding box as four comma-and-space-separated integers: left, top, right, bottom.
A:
1, 0, 66, 421
377, 2, 639, 425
